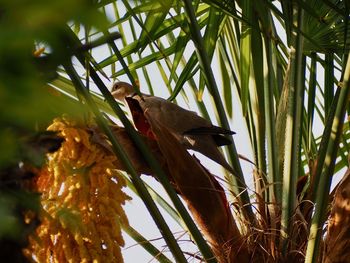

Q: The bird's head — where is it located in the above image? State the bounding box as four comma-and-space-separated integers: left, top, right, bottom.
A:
111, 81, 135, 101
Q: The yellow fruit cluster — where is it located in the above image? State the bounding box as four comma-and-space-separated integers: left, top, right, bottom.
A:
25, 117, 130, 263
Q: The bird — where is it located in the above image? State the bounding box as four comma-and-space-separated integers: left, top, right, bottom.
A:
111, 81, 236, 174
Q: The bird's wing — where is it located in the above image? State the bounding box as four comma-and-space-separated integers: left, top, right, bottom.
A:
211, 134, 233, 146
183, 126, 235, 136
137, 96, 212, 133
132, 95, 235, 147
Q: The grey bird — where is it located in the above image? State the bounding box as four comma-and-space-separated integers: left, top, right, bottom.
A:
111, 81, 235, 174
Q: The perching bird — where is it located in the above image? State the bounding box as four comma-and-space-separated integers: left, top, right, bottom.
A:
111, 81, 235, 174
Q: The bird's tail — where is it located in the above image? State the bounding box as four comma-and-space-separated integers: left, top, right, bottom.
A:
191, 136, 235, 174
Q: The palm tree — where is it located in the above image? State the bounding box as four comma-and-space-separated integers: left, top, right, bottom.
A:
1, 0, 349, 262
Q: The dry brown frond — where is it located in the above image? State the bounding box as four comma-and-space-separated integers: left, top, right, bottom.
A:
323, 167, 350, 262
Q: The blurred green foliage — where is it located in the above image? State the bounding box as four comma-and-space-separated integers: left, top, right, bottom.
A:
0, 0, 107, 132
0, 0, 108, 261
